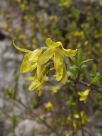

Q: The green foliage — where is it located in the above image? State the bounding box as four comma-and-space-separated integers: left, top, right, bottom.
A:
11, 114, 18, 127
70, 50, 92, 79
91, 64, 102, 84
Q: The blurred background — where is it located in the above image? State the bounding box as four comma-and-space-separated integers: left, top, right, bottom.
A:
0, 0, 102, 136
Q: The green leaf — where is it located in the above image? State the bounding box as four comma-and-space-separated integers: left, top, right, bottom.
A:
91, 73, 101, 84
72, 7, 80, 21
91, 64, 97, 76
91, 64, 101, 84
80, 59, 93, 66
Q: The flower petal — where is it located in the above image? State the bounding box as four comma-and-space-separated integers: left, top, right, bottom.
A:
61, 47, 77, 57
13, 40, 31, 52
37, 64, 47, 81
60, 62, 68, 83
20, 60, 37, 73
29, 80, 41, 91
28, 74, 40, 91
28, 75, 45, 92
24, 77, 34, 80
46, 38, 62, 48
20, 49, 42, 73
38, 48, 54, 65
54, 51, 64, 81
78, 89, 90, 102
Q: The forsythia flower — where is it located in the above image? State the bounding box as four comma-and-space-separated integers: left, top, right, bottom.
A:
13, 41, 42, 73
80, 111, 89, 124
45, 101, 54, 111
38, 38, 77, 83
13, 38, 77, 92
78, 89, 90, 103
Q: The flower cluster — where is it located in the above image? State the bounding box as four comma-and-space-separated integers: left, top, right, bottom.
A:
13, 38, 77, 94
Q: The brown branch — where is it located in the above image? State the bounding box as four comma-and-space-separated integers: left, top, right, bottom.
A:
78, 80, 102, 93
69, 77, 102, 93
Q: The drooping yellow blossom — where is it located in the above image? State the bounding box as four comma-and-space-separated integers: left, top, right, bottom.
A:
13, 38, 77, 92
38, 38, 77, 83
78, 89, 90, 103
13, 40, 42, 73
13, 40, 45, 92
20, 49, 42, 73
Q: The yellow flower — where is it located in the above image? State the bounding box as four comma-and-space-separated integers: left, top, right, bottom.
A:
13, 40, 42, 73
38, 38, 77, 83
51, 86, 60, 94
20, 49, 42, 73
25, 74, 48, 93
78, 89, 90, 103
13, 40, 46, 92
45, 101, 54, 111
13, 38, 77, 92
73, 113, 80, 119
80, 111, 89, 124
